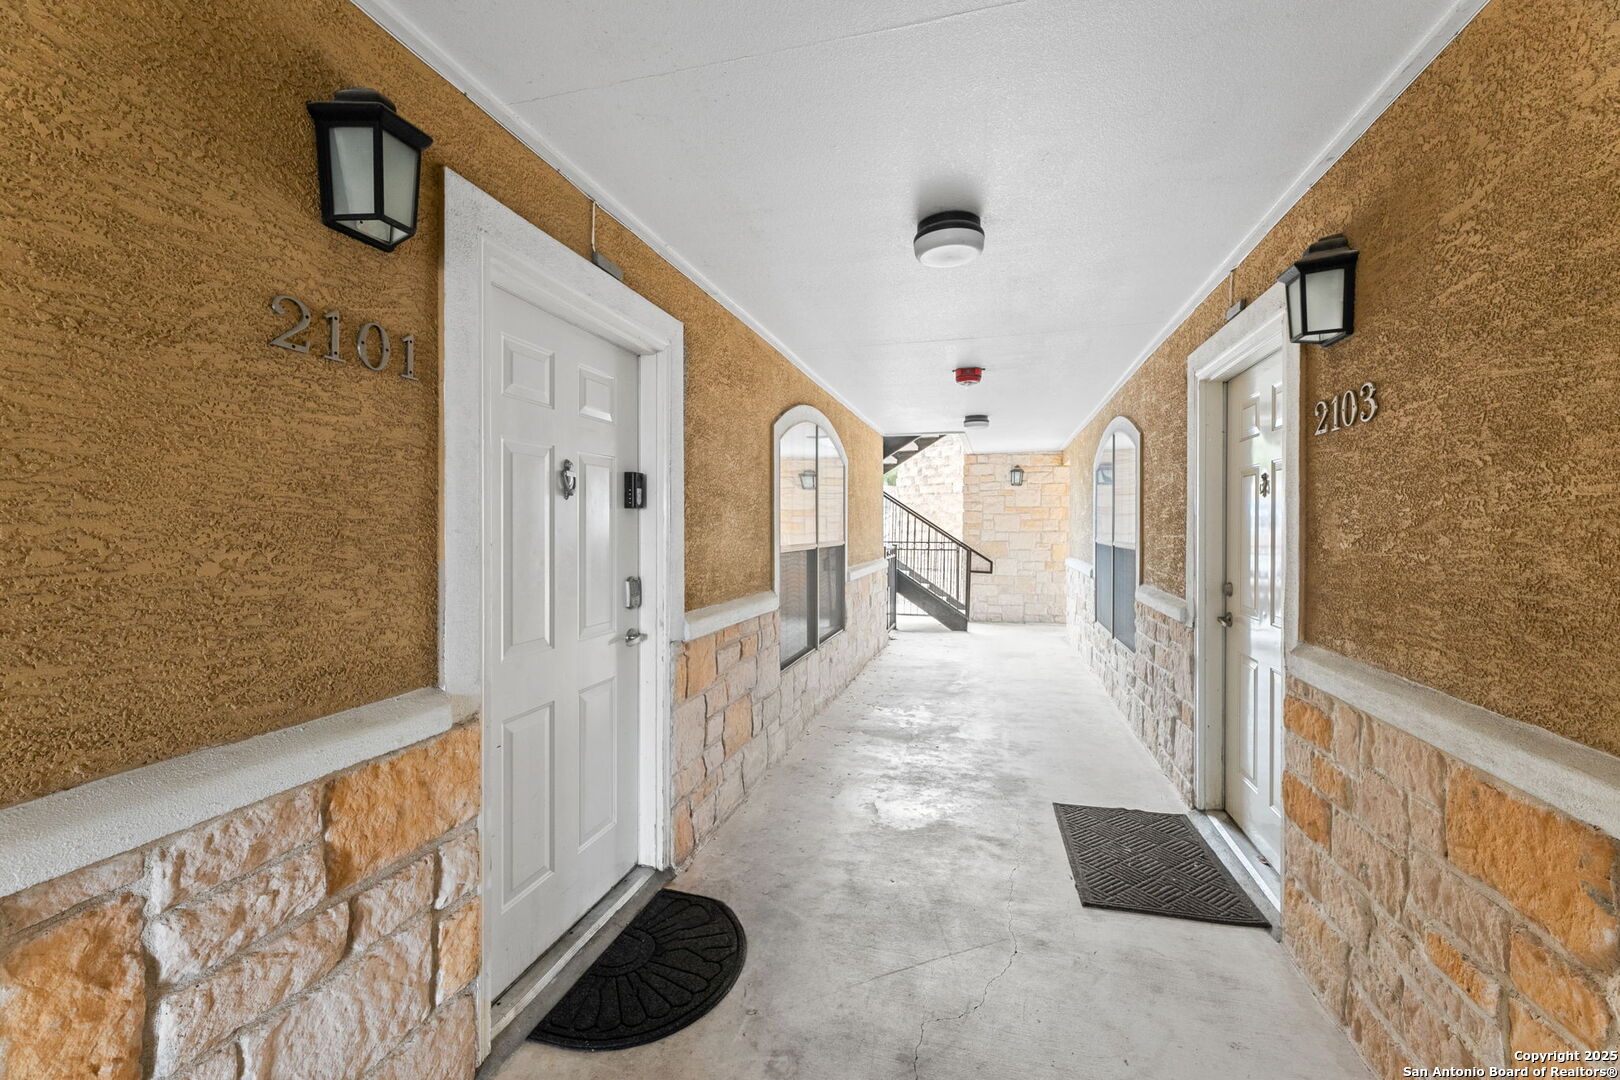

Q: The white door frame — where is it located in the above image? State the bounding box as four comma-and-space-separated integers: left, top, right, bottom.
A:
1185, 282, 1300, 814
439, 170, 684, 1048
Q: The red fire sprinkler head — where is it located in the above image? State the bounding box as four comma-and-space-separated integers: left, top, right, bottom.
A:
954, 366, 984, 386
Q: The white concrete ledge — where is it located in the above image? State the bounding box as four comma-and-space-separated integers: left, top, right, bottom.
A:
1065, 557, 1093, 576
683, 590, 779, 641
847, 557, 889, 581
0, 688, 455, 897
1289, 644, 1620, 838
1135, 584, 1191, 625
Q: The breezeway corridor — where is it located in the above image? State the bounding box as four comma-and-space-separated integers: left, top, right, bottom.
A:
494, 626, 1367, 1079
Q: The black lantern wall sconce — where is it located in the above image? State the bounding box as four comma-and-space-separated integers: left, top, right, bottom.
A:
1009, 465, 1026, 487
1279, 234, 1358, 346
307, 88, 433, 252
799, 470, 818, 490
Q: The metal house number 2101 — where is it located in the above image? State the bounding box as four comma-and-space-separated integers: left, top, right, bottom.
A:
268, 294, 418, 381
1313, 382, 1378, 435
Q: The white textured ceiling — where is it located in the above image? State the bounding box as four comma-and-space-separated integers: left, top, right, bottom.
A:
371, 0, 1475, 451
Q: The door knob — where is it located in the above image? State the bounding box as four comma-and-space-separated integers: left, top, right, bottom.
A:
1216, 612, 1234, 628
623, 628, 647, 646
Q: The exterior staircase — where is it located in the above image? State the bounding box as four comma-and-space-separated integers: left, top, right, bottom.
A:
883, 493, 993, 631
882, 434, 945, 472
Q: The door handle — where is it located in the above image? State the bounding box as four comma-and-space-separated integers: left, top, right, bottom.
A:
1216, 612, 1234, 628
559, 459, 577, 499
623, 628, 647, 646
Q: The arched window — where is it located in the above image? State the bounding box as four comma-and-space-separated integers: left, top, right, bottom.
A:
776, 407, 847, 668
1093, 418, 1140, 649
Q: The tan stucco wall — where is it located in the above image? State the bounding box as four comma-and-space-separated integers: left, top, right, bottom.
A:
0, 0, 879, 806
1064, 0, 1620, 755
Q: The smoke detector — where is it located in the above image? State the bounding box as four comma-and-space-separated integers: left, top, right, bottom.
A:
914, 211, 984, 268
954, 366, 984, 386
963, 414, 990, 429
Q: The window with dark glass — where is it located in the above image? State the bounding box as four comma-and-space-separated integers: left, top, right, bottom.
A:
779, 420, 846, 668
1093, 424, 1139, 649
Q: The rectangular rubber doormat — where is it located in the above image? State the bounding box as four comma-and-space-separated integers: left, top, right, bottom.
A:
1052, 804, 1270, 928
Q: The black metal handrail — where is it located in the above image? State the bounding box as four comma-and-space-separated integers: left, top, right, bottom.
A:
883, 493, 994, 617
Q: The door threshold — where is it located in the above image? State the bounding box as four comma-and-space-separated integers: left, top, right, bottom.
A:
1188, 810, 1283, 938
482, 864, 671, 1074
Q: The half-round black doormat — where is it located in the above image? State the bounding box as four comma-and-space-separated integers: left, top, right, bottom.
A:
527, 889, 747, 1051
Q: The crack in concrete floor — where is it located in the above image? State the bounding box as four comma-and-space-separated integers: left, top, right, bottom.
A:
911, 813, 1025, 1079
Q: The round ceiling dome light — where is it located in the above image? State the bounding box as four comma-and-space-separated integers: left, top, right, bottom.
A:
963, 414, 990, 429
914, 210, 984, 268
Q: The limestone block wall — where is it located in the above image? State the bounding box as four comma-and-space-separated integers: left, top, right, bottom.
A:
0, 723, 481, 1080
890, 435, 964, 537
1281, 683, 1620, 1074
670, 570, 888, 864
962, 453, 1068, 624
1065, 564, 1195, 802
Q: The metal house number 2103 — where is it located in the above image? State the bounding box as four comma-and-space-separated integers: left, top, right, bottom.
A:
268, 294, 418, 381
1313, 382, 1378, 435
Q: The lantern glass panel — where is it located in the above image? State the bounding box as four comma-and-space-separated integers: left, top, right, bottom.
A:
381, 129, 420, 227
328, 126, 377, 217
1286, 275, 1304, 340
1304, 266, 1346, 338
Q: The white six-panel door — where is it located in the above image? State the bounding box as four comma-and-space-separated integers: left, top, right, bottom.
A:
484, 272, 642, 995
1222, 349, 1286, 868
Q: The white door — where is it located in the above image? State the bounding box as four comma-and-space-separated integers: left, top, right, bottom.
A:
1222, 348, 1286, 868
483, 271, 642, 995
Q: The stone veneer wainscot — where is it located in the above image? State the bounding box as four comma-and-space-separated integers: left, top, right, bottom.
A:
1282, 682, 1620, 1075
1066, 557, 1620, 1074
1065, 561, 1195, 801
670, 570, 889, 864
0, 724, 482, 1080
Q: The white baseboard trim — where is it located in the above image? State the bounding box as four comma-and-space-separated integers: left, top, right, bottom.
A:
0, 689, 455, 897
1136, 584, 1191, 625
1065, 557, 1093, 576
1289, 644, 1620, 838
683, 590, 779, 641
847, 556, 889, 581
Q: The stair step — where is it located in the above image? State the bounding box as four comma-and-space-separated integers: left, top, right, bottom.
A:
893, 566, 964, 607
893, 566, 969, 631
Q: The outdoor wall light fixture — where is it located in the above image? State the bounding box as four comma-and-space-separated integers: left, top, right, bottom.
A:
914, 211, 984, 267
1279, 234, 1358, 346
307, 88, 433, 252
1009, 465, 1026, 487
799, 470, 818, 490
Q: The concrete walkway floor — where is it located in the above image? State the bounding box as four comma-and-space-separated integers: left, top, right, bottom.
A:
492, 624, 1368, 1080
